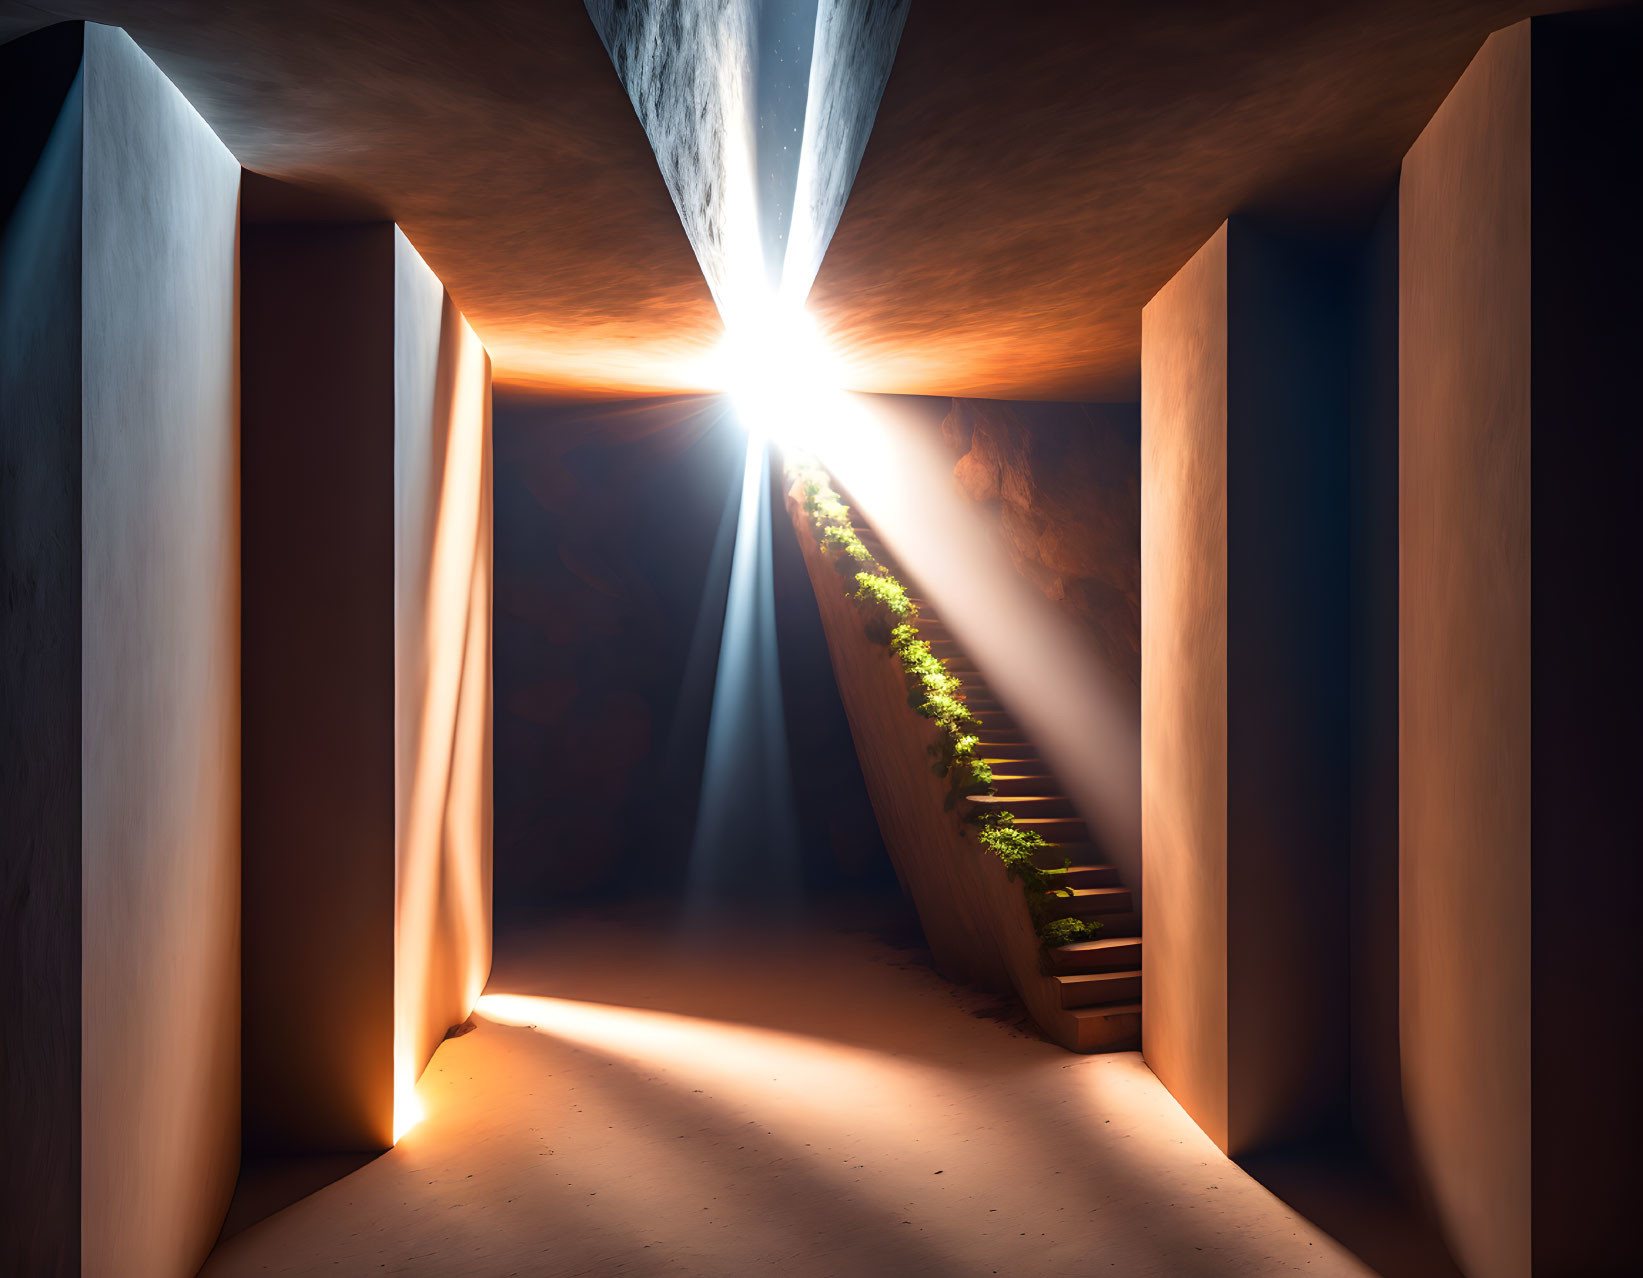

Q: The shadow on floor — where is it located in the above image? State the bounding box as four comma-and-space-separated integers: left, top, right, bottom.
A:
216, 1152, 378, 1243
1237, 1142, 1465, 1278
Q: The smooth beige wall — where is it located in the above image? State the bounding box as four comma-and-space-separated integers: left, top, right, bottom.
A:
393, 231, 495, 1133
1399, 23, 1533, 1278
78, 23, 242, 1278
1141, 218, 1353, 1157
1140, 225, 1229, 1149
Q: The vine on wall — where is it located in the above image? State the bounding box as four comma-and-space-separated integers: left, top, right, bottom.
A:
793, 464, 1102, 948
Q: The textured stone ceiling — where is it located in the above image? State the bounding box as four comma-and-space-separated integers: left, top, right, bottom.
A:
0, 0, 1582, 399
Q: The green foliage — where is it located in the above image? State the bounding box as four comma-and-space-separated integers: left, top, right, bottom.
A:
852, 570, 915, 619
929, 729, 978, 778
941, 756, 993, 814
790, 460, 1101, 951
890, 622, 968, 734
1038, 916, 1105, 947
821, 525, 875, 564
977, 811, 1105, 947
803, 479, 850, 525
896, 645, 962, 702
976, 813, 1051, 881
917, 689, 974, 728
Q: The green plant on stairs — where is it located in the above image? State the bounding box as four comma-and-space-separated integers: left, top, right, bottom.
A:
793, 462, 1103, 947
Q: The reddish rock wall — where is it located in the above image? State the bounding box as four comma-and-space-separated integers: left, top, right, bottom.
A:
940, 399, 1140, 691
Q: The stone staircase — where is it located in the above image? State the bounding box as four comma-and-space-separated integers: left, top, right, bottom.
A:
851, 522, 1141, 1049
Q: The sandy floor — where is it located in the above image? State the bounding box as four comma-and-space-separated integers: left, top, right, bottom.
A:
203, 901, 1376, 1277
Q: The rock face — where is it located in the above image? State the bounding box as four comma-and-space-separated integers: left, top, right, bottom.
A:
584, 0, 909, 309
584, 0, 759, 310
942, 399, 1141, 689
782, 0, 910, 301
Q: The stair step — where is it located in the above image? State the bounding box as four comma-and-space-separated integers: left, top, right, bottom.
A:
975, 742, 1037, 759
1054, 969, 1142, 1008
981, 756, 1050, 775
988, 773, 1059, 796
1013, 816, 1091, 842
1033, 841, 1101, 867
1086, 910, 1140, 937
1048, 937, 1144, 973
1049, 864, 1120, 888
1043, 886, 1134, 918
1069, 1001, 1142, 1052
965, 794, 1076, 818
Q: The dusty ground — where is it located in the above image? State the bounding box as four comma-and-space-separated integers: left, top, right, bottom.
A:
203, 900, 1376, 1277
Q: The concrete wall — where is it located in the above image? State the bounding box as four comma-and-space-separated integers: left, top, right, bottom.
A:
0, 23, 87, 1277
79, 25, 243, 1274
242, 219, 493, 1151
1401, 15, 1642, 1276
1141, 218, 1352, 1156
1139, 14, 1641, 1268
392, 231, 495, 1132
242, 223, 397, 1153
1, 21, 242, 1277
1140, 225, 1229, 1148
1399, 26, 1533, 1278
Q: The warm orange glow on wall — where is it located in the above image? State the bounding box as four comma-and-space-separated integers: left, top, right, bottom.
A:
393, 233, 495, 1141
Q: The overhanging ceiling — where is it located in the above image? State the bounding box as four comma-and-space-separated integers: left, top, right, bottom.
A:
0, 0, 1583, 400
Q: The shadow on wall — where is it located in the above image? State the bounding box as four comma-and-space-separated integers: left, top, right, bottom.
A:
491, 392, 890, 914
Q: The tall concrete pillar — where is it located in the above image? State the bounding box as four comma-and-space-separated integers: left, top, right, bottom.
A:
1, 22, 241, 1277
241, 208, 495, 1158
1140, 218, 1353, 1155
1399, 14, 1640, 1277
